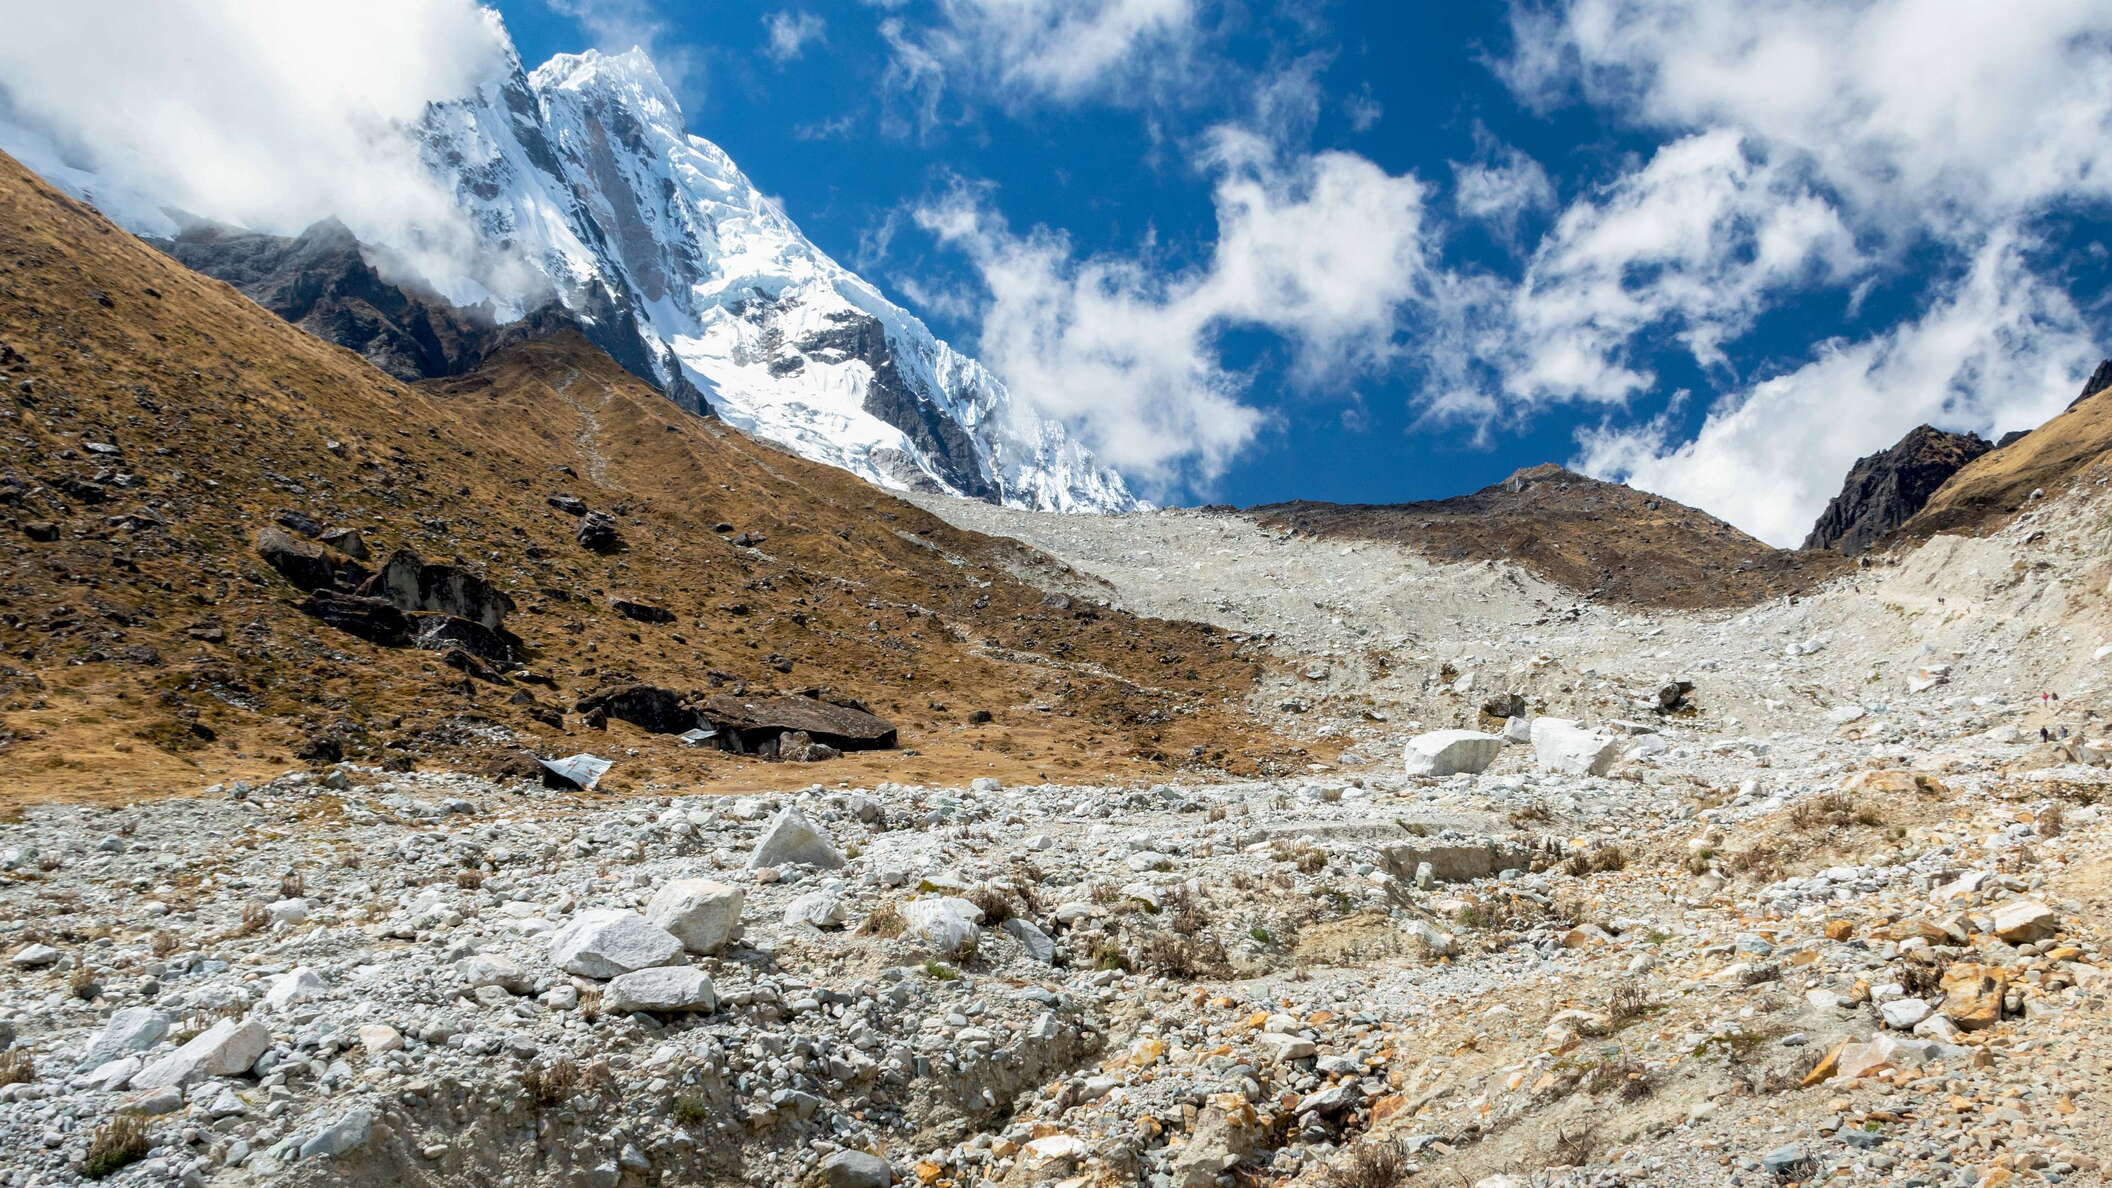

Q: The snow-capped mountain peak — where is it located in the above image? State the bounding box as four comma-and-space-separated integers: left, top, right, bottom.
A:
420, 39, 1139, 513
3, 31, 1139, 513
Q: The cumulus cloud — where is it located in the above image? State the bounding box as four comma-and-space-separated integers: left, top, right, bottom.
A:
763, 11, 826, 63
882, 0, 1201, 124
1506, 0, 2112, 235
1488, 129, 1859, 413
1574, 230, 2100, 546
1457, 0, 2112, 539
0, 0, 520, 298
1449, 137, 1555, 239
916, 134, 1433, 493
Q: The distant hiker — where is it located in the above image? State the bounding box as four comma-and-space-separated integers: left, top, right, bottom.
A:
2041, 727, 2051, 742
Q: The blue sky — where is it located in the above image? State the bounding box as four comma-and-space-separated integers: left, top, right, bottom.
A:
4, 1, 2107, 543
478, 0, 2112, 543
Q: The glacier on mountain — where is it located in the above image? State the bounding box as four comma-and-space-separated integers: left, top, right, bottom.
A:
0, 38, 1138, 513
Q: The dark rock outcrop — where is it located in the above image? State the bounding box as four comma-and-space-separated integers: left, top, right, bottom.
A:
256, 527, 367, 592
152, 217, 712, 414
298, 593, 413, 647
575, 684, 696, 734
2068, 359, 2112, 410
697, 691, 897, 753
358, 550, 515, 630
577, 511, 623, 553
1803, 426, 1993, 555
411, 614, 522, 667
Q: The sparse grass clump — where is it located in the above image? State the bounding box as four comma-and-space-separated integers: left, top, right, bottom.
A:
0, 1048, 33, 1087
966, 885, 1017, 927
858, 902, 905, 938
1789, 791, 1883, 830
1608, 981, 1657, 1028
1583, 1057, 1655, 1101
83, 1115, 151, 1178
522, 1057, 611, 1105
922, 960, 960, 981
1551, 1124, 1600, 1167
672, 1093, 711, 1125
455, 867, 486, 890
1135, 931, 1229, 979
1323, 1137, 1413, 1188
1565, 844, 1627, 877
278, 871, 305, 899
236, 903, 269, 935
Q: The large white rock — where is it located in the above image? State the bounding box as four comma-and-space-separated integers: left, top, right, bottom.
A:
263, 967, 328, 1009
601, 966, 718, 1013
783, 889, 849, 929
1402, 729, 1504, 777
901, 896, 983, 954
747, 807, 846, 870
130, 1017, 270, 1089
646, 879, 745, 954
75, 1008, 169, 1071
547, 909, 684, 979
1502, 716, 1533, 745
1529, 718, 1621, 776
1003, 917, 1056, 964
458, 953, 533, 994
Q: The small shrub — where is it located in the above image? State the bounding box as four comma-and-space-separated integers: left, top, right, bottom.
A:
922, 960, 960, 981
0, 1048, 32, 1087
672, 1093, 711, 1124
858, 902, 905, 938
1294, 847, 1327, 874
237, 903, 269, 935
278, 871, 305, 899
1135, 932, 1229, 979
83, 1115, 151, 1179
455, 867, 486, 890
1508, 800, 1553, 827
149, 931, 179, 957
70, 965, 99, 1000
1089, 939, 1132, 972
1608, 981, 1656, 1027
966, 885, 1017, 927
2039, 804, 2066, 837
1551, 1123, 1599, 1167
522, 1058, 580, 1105
1324, 1138, 1412, 1188
1583, 1057, 1656, 1101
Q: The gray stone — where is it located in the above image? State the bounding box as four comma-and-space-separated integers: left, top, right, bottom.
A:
130, 1018, 270, 1089
300, 1108, 376, 1159
1002, 918, 1056, 964
1530, 718, 1621, 775
458, 953, 533, 994
783, 889, 848, 929
747, 807, 845, 870
900, 897, 982, 954
602, 966, 717, 1013
1401, 729, 1504, 776
548, 910, 685, 979
646, 880, 744, 954
817, 1149, 892, 1188
76, 1007, 169, 1071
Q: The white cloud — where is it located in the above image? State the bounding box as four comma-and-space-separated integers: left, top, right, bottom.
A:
0, 0, 517, 290
1574, 230, 2099, 546
763, 11, 826, 63
882, 0, 1201, 122
916, 134, 1434, 493
1450, 139, 1555, 237
1508, 0, 2112, 235
1461, 0, 2112, 540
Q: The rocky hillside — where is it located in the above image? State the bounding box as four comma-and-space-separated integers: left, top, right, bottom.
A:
1897, 362, 2112, 541
1253, 464, 1845, 610
0, 151, 1298, 808
1803, 425, 1992, 555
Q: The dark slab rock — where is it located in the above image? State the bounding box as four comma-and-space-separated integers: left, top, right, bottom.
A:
698, 691, 897, 753
577, 511, 622, 553
611, 598, 674, 624
411, 613, 523, 666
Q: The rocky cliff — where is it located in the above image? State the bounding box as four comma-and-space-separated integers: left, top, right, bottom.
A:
1803, 425, 1993, 555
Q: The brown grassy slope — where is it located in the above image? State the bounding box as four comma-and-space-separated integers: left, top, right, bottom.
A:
1895, 378, 2112, 541
0, 151, 1299, 809
1252, 463, 1846, 610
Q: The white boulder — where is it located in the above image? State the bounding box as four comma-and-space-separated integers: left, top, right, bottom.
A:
646, 879, 745, 954
130, 1018, 270, 1089
783, 889, 849, 929
1529, 718, 1621, 776
1402, 729, 1504, 777
602, 966, 718, 1013
748, 807, 846, 870
548, 909, 685, 979
901, 896, 983, 954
